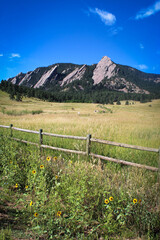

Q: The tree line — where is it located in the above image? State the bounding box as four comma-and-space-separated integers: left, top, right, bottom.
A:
0, 80, 157, 104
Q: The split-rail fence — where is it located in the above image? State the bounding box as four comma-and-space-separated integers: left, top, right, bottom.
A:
0, 124, 159, 174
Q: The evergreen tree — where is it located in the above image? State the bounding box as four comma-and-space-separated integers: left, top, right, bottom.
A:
9, 92, 15, 100
116, 100, 121, 105
16, 92, 23, 101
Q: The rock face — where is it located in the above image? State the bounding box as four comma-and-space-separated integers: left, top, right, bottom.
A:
34, 65, 58, 88
105, 77, 149, 94
153, 78, 160, 83
61, 65, 86, 86
19, 71, 33, 86
92, 56, 116, 85
11, 72, 25, 85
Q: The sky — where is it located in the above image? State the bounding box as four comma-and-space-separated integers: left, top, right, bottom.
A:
0, 0, 160, 80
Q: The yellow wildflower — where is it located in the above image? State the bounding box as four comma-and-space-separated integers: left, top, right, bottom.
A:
133, 198, 137, 204
109, 196, 113, 201
53, 156, 57, 161
15, 183, 18, 188
32, 170, 36, 174
104, 199, 109, 204
138, 199, 142, 204
30, 201, 33, 206
34, 212, 38, 217
57, 211, 62, 217
40, 165, 44, 169
46, 157, 51, 161
55, 175, 58, 179
25, 185, 29, 189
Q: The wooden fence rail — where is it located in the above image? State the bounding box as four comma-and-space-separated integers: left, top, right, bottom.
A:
42, 132, 87, 140
91, 138, 159, 153
0, 124, 159, 172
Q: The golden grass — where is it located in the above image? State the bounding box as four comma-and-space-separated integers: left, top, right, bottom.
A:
0, 90, 160, 148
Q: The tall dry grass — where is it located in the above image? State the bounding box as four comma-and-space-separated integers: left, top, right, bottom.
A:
0, 90, 160, 147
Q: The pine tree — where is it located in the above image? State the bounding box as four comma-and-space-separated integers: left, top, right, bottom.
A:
116, 100, 121, 105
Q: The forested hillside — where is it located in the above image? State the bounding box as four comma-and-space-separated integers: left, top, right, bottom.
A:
0, 80, 156, 104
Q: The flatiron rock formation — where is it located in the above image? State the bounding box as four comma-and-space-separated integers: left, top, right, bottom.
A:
61, 65, 86, 86
34, 65, 58, 88
92, 56, 116, 85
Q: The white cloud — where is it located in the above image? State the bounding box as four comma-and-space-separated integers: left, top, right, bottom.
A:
135, 1, 160, 20
89, 8, 116, 26
155, 1, 160, 10
139, 43, 144, 49
108, 26, 123, 36
138, 64, 148, 70
0, 54, 3, 57
10, 53, 21, 58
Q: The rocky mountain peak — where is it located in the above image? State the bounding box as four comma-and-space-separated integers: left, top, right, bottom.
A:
102, 55, 111, 61
92, 56, 116, 85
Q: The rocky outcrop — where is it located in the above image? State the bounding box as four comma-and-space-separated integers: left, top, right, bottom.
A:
34, 65, 58, 88
61, 65, 86, 86
105, 77, 149, 94
153, 78, 160, 83
92, 56, 116, 85
19, 71, 33, 86
11, 72, 25, 85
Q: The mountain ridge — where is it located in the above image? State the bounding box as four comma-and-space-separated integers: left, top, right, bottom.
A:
7, 56, 160, 95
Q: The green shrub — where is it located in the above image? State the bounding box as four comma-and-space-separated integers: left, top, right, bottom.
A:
31, 110, 43, 115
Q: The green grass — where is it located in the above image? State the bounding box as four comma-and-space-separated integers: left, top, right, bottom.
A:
0, 137, 159, 239
0, 108, 43, 116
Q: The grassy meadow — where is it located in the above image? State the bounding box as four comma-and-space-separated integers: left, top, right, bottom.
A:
0, 90, 160, 239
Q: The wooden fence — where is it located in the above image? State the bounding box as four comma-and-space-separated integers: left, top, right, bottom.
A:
0, 124, 159, 173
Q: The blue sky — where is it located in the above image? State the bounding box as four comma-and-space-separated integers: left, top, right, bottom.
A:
0, 0, 160, 80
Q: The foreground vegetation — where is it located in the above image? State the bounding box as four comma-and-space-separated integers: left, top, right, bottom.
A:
0, 138, 160, 239
0, 91, 160, 239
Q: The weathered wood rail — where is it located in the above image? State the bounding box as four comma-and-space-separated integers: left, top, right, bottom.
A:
0, 124, 159, 173
90, 138, 159, 153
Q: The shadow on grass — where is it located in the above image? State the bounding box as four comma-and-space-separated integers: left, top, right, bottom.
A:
0, 197, 36, 239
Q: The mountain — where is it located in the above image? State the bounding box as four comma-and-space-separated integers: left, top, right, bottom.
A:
7, 56, 160, 95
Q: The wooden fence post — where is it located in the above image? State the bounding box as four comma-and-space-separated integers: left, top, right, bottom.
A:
158, 148, 160, 177
158, 147, 160, 183
86, 134, 91, 156
39, 129, 43, 153
157, 148, 160, 209
10, 124, 13, 137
